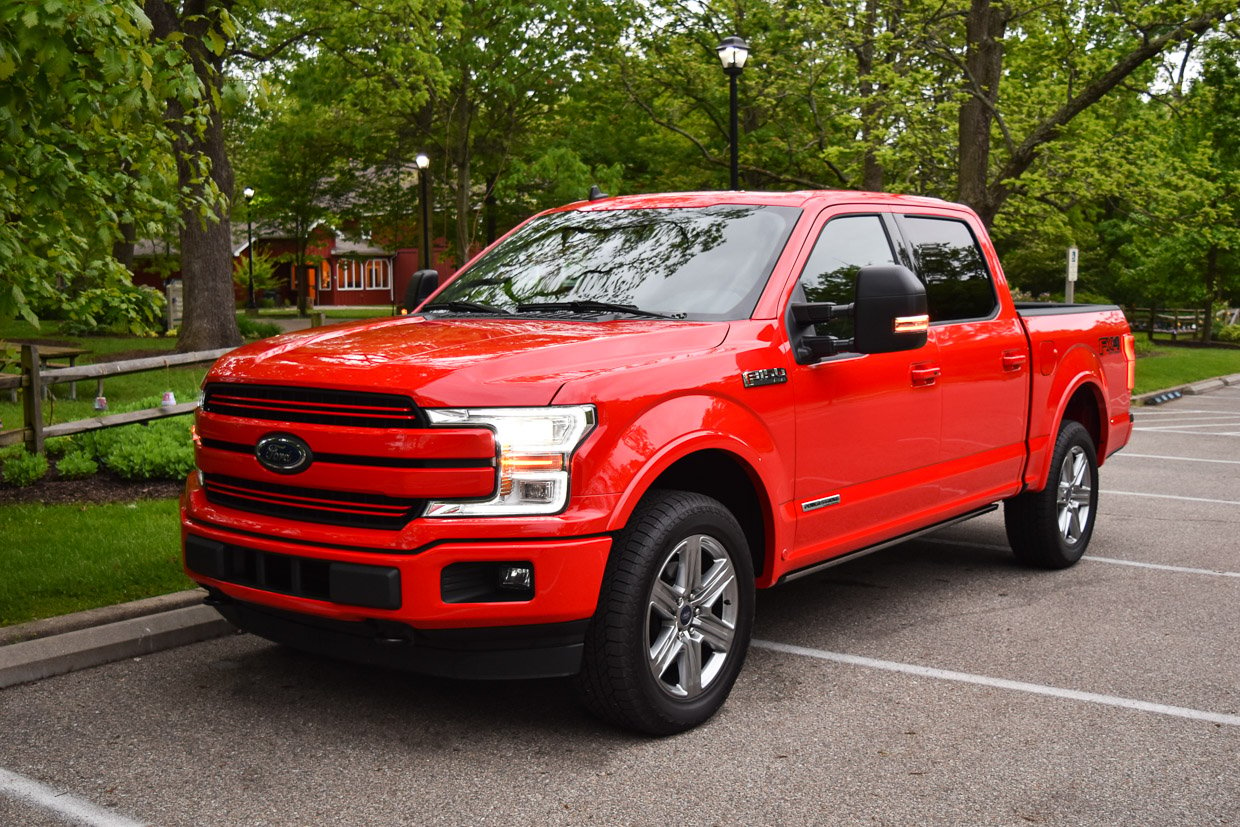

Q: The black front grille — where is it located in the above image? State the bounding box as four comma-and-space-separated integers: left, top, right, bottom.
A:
203, 474, 424, 530
202, 384, 424, 428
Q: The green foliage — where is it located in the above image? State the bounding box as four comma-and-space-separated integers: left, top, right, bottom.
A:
77, 417, 193, 481
232, 248, 281, 298
1216, 324, 1240, 344
2, 452, 49, 487
55, 451, 99, 480
0, 0, 199, 325
61, 284, 167, 337
235, 315, 282, 339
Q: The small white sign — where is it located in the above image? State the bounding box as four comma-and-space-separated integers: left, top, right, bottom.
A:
1067, 247, 1079, 282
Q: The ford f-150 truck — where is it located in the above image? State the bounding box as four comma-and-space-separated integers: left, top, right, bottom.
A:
182, 190, 1134, 734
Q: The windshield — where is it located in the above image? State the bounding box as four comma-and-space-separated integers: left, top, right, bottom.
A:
431, 204, 801, 321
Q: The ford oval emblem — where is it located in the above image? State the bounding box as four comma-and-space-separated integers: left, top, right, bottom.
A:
255, 433, 313, 474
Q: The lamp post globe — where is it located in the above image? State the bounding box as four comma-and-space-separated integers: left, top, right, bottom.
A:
717, 36, 749, 191
243, 187, 256, 310
415, 154, 432, 272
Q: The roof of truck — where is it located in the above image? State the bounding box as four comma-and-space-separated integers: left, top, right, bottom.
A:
557, 189, 960, 213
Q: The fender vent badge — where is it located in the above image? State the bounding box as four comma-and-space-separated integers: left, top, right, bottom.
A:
742, 368, 787, 388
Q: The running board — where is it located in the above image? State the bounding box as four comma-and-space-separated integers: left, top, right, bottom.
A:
778, 504, 999, 584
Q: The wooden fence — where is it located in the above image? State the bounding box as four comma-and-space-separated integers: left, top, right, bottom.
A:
0, 345, 232, 453
1126, 307, 1239, 342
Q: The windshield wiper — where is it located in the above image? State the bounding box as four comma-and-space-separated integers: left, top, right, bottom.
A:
516, 301, 679, 319
422, 300, 511, 315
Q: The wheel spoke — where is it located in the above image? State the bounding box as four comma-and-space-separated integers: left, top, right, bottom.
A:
677, 536, 702, 594
649, 579, 679, 619
694, 612, 735, 653
692, 559, 734, 610
649, 626, 682, 680
679, 635, 704, 695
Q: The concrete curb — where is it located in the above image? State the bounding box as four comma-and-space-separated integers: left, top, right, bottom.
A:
0, 592, 234, 689
1134, 373, 1240, 406
0, 589, 208, 646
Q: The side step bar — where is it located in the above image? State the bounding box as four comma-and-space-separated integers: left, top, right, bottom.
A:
778, 504, 999, 584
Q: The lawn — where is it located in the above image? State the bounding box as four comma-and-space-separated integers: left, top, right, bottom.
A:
1134, 345, 1240, 395
0, 499, 190, 626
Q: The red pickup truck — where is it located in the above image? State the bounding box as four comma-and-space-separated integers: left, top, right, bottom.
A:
182, 190, 1134, 734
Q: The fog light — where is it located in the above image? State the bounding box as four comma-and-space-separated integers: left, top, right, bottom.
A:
500, 564, 532, 591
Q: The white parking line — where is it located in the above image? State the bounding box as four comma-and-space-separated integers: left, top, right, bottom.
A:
1113, 453, 1240, 465
1135, 421, 1240, 431
0, 767, 146, 827
1132, 429, 1240, 436
920, 538, 1240, 578
752, 639, 1240, 728
1106, 490, 1240, 506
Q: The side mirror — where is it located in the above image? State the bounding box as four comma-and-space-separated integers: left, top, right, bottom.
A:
403, 269, 440, 313
853, 265, 928, 354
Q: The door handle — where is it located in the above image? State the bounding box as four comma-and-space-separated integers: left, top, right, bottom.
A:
911, 364, 941, 386
1002, 351, 1028, 372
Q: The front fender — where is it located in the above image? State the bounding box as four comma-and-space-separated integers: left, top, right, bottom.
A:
579, 393, 789, 535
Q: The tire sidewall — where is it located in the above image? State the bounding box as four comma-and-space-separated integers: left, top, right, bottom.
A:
1048, 421, 1099, 564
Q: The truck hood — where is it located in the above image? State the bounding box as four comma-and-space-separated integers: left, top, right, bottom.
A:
209, 316, 729, 407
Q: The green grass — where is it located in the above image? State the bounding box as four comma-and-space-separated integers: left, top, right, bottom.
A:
0, 499, 190, 626
1134, 346, 1240, 395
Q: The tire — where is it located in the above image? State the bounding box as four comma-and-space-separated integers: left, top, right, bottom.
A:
1004, 420, 1099, 569
574, 490, 755, 735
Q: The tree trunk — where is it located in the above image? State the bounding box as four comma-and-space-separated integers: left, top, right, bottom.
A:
1202, 245, 1219, 343
956, 0, 1007, 224
146, 0, 241, 353
858, 0, 885, 193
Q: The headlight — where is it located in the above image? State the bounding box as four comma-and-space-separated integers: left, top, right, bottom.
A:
424, 405, 596, 517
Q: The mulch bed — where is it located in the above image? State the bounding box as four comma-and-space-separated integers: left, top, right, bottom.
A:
0, 471, 182, 506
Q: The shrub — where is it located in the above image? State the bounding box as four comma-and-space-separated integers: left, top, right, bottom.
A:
235, 315, 282, 340
56, 451, 99, 479
77, 417, 193, 481
44, 437, 74, 460
61, 284, 167, 337
1215, 324, 1240, 344
3, 451, 49, 487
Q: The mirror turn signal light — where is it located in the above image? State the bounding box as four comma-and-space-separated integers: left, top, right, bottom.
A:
894, 314, 930, 334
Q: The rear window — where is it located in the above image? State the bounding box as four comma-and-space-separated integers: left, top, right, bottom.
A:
901, 216, 997, 323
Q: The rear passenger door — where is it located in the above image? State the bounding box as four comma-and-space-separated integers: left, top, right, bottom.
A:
895, 213, 1028, 506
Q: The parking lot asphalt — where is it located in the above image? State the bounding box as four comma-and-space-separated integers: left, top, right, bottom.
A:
2, 384, 1237, 826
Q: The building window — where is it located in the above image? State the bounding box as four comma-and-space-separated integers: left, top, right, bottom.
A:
365, 259, 390, 290
337, 260, 363, 290
319, 262, 331, 291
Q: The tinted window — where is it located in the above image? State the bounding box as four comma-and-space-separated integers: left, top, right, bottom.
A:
796, 215, 897, 337
434, 205, 801, 321
901, 216, 996, 322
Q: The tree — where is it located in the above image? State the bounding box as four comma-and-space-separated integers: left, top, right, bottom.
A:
143, 0, 246, 351
0, 1, 189, 324
951, 0, 1236, 227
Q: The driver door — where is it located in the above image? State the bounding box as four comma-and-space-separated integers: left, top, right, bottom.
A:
786, 211, 942, 569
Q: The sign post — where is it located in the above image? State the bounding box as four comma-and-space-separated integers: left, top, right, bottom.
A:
1066, 246, 1079, 304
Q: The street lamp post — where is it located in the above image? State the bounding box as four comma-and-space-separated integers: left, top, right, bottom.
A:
415, 153, 432, 271
717, 36, 749, 191
243, 186, 256, 310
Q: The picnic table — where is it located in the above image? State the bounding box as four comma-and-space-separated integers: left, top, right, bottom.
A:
0, 341, 90, 402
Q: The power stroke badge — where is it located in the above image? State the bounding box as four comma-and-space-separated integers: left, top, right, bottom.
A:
255, 433, 314, 474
